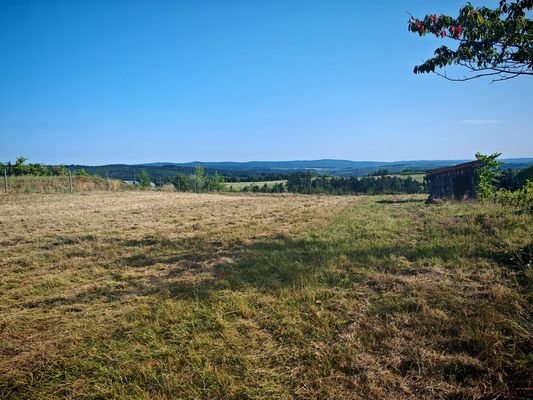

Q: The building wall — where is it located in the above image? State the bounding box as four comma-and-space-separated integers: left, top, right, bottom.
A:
426, 167, 477, 200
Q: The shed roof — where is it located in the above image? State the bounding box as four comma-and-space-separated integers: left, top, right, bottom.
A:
425, 160, 484, 177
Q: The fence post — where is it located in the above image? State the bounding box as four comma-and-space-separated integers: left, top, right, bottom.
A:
3, 168, 7, 193
106, 172, 109, 191
69, 171, 73, 193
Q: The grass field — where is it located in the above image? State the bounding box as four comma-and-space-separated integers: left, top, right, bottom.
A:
385, 173, 425, 182
0, 192, 531, 399
223, 180, 286, 190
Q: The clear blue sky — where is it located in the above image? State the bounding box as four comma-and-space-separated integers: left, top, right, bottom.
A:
1, 0, 531, 164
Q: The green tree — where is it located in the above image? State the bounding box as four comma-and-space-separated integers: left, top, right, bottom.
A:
192, 165, 206, 192
138, 170, 151, 188
210, 171, 225, 192
50, 165, 68, 176
408, 1, 532, 82
475, 152, 503, 199
173, 173, 191, 191
515, 165, 533, 188
2, 156, 48, 176
14, 156, 29, 175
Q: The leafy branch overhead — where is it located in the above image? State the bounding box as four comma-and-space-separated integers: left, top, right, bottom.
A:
408, 0, 533, 82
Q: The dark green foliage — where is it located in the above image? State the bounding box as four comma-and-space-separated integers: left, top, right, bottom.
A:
408, 1, 533, 81
498, 165, 533, 191
515, 165, 533, 187
50, 165, 68, 176
286, 173, 423, 195
138, 170, 151, 188
0, 156, 50, 176
173, 173, 193, 192
75, 168, 89, 176
210, 171, 225, 192
496, 180, 533, 212
173, 167, 225, 193
240, 182, 287, 193
499, 168, 517, 189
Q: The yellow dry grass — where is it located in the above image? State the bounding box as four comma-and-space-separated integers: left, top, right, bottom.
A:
3, 176, 125, 193
0, 192, 356, 398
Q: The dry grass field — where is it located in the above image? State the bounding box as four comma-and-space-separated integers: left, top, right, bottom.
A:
0, 191, 531, 399
4, 176, 126, 193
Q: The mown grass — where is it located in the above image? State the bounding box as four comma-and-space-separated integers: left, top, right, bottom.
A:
0, 192, 531, 399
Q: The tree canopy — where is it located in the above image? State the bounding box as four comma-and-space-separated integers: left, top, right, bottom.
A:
475, 152, 502, 199
408, 0, 532, 82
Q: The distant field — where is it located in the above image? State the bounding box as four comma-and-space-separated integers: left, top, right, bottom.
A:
223, 180, 286, 190
0, 192, 531, 399
371, 173, 425, 182
389, 173, 425, 182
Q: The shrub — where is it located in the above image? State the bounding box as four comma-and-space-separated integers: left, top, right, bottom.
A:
496, 180, 533, 213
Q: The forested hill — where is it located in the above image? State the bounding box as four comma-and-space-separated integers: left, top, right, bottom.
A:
68, 158, 533, 181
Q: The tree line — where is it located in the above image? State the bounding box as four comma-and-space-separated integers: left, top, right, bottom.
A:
286, 172, 423, 195
173, 166, 225, 192
3, 156, 532, 197
0, 157, 90, 176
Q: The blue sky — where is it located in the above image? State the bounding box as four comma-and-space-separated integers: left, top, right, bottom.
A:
1, 0, 531, 164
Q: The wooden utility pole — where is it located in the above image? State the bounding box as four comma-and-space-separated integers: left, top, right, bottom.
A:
3, 168, 7, 193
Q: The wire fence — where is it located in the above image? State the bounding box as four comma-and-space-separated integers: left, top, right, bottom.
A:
1, 169, 126, 194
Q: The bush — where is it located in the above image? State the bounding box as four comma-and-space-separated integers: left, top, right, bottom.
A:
496, 180, 533, 213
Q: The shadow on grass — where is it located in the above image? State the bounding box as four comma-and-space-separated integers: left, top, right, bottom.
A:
23, 223, 508, 307
375, 198, 425, 204
138, 232, 493, 301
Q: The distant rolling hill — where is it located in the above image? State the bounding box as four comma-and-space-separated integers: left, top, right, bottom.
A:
69, 158, 533, 181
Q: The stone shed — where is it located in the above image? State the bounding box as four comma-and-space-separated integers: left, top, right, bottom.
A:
425, 160, 484, 200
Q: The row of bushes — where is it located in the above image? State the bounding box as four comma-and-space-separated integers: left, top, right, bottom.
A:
0, 157, 88, 177
286, 173, 423, 195
495, 181, 533, 212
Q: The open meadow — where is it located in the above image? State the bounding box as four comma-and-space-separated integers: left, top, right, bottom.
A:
0, 191, 531, 399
